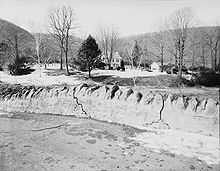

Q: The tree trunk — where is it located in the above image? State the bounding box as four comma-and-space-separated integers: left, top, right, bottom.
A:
133, 77, 136, 87
65, 35, 69, 75
88, 68, 91, 78
175, 42, 178, 66
211, 49, 214, 70
14, 35, 19, 75
192, 47, 195, 67
60, 48, 63, 70
218, 44, 220, 71
214, 41, 219, 71
15, 35, 19, 61
161, 46, 164, 72
64, 48, 69, 75
175, 54, 178, 66
65, 52, 69, 75
214, 49, 217, 71
178, 40, 184, 78
201, 46, 205, 68
178, 54, 182, 78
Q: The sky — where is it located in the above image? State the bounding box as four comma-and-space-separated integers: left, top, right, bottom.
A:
0, 0, 220, 37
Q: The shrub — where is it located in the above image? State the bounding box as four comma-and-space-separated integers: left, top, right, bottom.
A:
164, 64, 188, 74
189, 66, 212, 72
76, 35, 101, 77
8, 56, 33, 75
163, 64, 176, 74
96, 61, 106, 70
120, 60, 125, 71
140, 63, 150, 68
192, 71, 220, 87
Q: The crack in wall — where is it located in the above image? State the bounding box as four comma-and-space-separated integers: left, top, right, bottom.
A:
0, 83, 218, 133
145, 93, 170, 129
72, 87, 90, 118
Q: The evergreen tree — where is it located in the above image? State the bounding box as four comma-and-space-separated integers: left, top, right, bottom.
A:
120, 59, 125, 71
77, 35, 101, 77
131, 40, 142, 67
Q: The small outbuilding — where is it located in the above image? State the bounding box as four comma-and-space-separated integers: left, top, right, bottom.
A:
111, 52, 122, 69
150, 62, 160, 71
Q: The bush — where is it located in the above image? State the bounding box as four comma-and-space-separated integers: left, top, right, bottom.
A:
8, 56, 33, 75
192, 71, 220, 87
140, 63, 150, 68
70, 57, 88, 71
164, 64, 188, 74
189, 66, 212, 72
163, 64, 176, 74
120, 60, 125, 71
96, 61, 106, 70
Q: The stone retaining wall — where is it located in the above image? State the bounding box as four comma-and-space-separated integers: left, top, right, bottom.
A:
0, 83, 219, 137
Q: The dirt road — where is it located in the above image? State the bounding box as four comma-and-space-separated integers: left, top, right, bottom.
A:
0, 112, 219, 171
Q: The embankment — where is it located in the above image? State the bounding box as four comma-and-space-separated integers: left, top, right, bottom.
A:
0, 83, 219, 137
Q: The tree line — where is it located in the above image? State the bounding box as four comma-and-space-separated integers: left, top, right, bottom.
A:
0, 6, 219, 78
118, 8, 220, 77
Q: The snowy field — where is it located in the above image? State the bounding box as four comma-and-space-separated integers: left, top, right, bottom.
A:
0, 64, 81, 86
0, 64, 167, 86
92, 68, 167, 78
132, 129, 220, 165
0, 64, 219, 166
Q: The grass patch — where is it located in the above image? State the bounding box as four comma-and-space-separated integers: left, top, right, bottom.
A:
91, 75, 194, 88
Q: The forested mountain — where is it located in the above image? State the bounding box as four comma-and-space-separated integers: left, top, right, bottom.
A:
0, 18, 81, 67
118, 26, 220, 68
0, 18, 35, 64
32, 33, 82, 64
1, 18, 219, 70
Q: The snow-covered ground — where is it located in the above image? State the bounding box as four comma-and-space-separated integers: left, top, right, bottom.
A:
1, 64, 219, 166
132, 129, 220, 165
0, 64, 167, 86
0, 65, 82, 86
92, 68, 167, 78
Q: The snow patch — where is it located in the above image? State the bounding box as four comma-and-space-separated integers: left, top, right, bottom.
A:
0, 66, 81, 86
133, 129, 220, 165
92, 69, 167, 78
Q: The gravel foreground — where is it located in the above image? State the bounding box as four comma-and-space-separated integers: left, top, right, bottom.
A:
0, 112, 219, 171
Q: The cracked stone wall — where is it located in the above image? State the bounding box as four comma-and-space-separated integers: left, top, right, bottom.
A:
0, 83, 219, 137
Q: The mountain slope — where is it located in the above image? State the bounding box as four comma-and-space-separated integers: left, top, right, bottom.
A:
0, 18, 35, 49
0, 18, 36, 62
118, 26, 220, 68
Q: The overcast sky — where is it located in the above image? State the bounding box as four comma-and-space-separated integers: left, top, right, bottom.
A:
0, 0, 220, 37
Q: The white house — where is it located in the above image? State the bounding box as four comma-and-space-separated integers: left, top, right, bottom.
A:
111, 52, 122, 69
150, 62, 160, 71
101, 51, 122, 69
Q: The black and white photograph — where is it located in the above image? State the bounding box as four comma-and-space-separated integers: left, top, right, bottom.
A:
0, 0, 219, 170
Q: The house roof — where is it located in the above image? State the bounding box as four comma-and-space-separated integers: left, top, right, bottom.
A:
113, 52, 122, 59
151, 62, 160, 66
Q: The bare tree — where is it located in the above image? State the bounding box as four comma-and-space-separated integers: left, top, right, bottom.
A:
150, 30, 167, 72
188, 29, 200, 67
125, 41, 143, 86
197, 29, 209, 68
49, 5, 76, 75
31, 32, 42, 66
1, 27, 28, 63
97, 26, 119, 69
168, 7, 194, 77
202, 26, 220, 70
39, 35, 54, 69
28, 22, 44, 74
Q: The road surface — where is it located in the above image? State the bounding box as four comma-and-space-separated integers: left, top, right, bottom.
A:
0, 112, 218, 171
